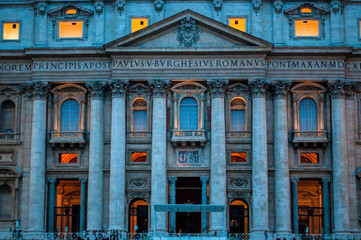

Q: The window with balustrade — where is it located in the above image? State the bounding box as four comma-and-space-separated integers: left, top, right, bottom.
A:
299, 98, 317, 131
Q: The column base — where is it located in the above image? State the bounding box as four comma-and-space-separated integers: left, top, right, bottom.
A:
250, 231, 271, 240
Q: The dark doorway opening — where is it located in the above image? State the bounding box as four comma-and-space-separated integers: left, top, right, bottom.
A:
229, 199, 249, 233
176, 177, 202, 233
129, 199, 148, 233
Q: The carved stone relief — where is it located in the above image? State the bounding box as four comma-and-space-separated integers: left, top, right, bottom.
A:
229, 178, 250, 188
128, 178, 148, 188
177, 17, 200, 47
176, 150, 201, 166
0, 153, 14, 164
127, 191, 150, 203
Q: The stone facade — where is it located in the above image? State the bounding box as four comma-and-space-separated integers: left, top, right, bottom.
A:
0, 0, 361, 237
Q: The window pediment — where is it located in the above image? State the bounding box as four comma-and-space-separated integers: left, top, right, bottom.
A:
0, 167, 22, 178
285, 3, 329, 17
171, 82, 206, 93
48, 5, 93, 17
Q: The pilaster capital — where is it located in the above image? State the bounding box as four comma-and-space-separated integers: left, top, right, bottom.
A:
290, 177, 299, 183
213, 0, 223, 11
35, 3, 47, 16
252, 0, 263, 13
249, 78, 269, 97
273, 0, 283, 15
79, 178, 88, 183
330, 0, 343, 15
272, 80, 291, 99
27, 82, 50, 101
200, 176, 209, 183
109, 79, 128, 98
94, 1, 104, 15
114, 0, 125, 14
328, 79, 356, 99
87, 81, 107, 100
149, 79, 170, 97
322, 177, 331, 183
154, 0, 164, 12
47, 178, 57, 184
207, 79, 228, 98
168, 177, 177, 184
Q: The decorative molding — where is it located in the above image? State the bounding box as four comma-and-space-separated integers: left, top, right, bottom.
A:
109, 80, 128, 98
154, 0, 164, 12
0, 152, 14, 163
149, 79, 170, 97
29, 82, 50, 100
168, 177, 177, 184
328, 80, 356, 99
330, 0, 343, 15
248, 78, 269, 97
207, 79, 229, 98
86, 81, 106, 100
127, 191, 149, 203
227, 191, 251, 204
128, 178, 148, 188
273, 0, 283, 15
177, 150, 200, 165
200, 176, 209, 183
322, 177, 331, 183
79, 178, 88, 183
177, 17, 200, 47
0, 87, 18, 98
94, 2, 104, 15
213, 0, 223, 11
114, 0, 126, 14
273, 80, 291, 99
36, 3, 47, 16
230, 178, 250, 188
0, 168, 21, 178
291, 177, 299, 183
252, 0, 263, 13
47, 178, 57, 183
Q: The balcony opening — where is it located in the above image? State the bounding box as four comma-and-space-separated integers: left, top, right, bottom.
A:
229, 199, 249, 233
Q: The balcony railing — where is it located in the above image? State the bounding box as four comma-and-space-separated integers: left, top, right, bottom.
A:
292, 130, 328, 147
226, 131, 252, 143
171, 130, 206, 147
0, 133, 21, 144
127, 131, 151, 139
49, 131, 86, 147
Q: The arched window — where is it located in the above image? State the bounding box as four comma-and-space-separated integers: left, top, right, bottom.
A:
179, 97, 198, 130
0, 184, 12, 219
0, 100, 16, 133
229, 199, 249, 233
132, 99, 147, 132
129, 199, 148, 233
230, 98, 246, 131
299, 98, 317, 131
60, 99, 80, 132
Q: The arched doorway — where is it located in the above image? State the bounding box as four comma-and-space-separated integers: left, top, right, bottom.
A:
229, 199, 249, 233
129, 199, 148, 233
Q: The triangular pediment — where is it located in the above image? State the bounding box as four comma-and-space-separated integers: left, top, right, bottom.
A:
104, 10, 272, 52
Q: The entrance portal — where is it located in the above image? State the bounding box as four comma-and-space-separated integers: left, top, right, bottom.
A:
129, 199, 148, 233
176, 177, 202, 233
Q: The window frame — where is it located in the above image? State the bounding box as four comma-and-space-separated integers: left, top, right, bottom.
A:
55, 150, 81, 167
57, 19, 85, 40
1, 21, 21, 42
129, 16, 150, 34
227, 149, 250, 166
293, 18, 321, 39
229, 97, 247, 132
298, 96, 318, 131
178, 95, 200, 131
131, 98, 148, 133
227, 16, 247, 33
60, 98, 81, 132
128, 149, 150, 165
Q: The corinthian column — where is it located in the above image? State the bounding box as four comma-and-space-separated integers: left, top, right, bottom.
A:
149, 79, 169, 233
207, 79, 228, 233
328, 80, 352, 233
108, 80, 128, 231
249, 79, 269, 235
273, 81, 292, 234
28, 82, 49, 232
86, 82, 106, 231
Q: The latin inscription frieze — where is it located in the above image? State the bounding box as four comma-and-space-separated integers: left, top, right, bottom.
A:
2, 59, 361, 73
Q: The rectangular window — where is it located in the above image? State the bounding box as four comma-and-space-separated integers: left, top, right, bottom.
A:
300, 153, 319, 164
59, 153, 78, 164
133, 110, 147, 132
59, 21, 83, 38
231, 109, 245, 131
229, 18, 246, 32
3, 23, 19, 40
131, 18, 148, 33
295, 20, 319, 37
231, 152, 247, 163
131, 152, 147, 163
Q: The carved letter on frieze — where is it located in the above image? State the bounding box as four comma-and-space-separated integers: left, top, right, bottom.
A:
177, 17, 200, 47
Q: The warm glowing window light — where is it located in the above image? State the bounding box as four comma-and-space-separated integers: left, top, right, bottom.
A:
66, 8, 77, 15
59, 153, 78, 163
295, 20, 319, 37
229, 18, 246, 32
300, 153, 319, 164
3, 23, 19, 40
131, 152, 147, 163
231, 152, 247, 163
300, 7, 312, 14
131, 18, 148, 33
59, 21, 83, 38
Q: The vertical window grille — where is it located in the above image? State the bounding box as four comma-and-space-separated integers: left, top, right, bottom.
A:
0, 100, 15, 133
179, 97, 198, 130
230, 98, 246, 131
61, 99, 80, 132
133, 110, 147, 132
299, 98, 317, 131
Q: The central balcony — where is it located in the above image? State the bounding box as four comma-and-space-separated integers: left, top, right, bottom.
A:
292, 130, 328, 148
49, 131, 86, 148
171, 130, 206, 147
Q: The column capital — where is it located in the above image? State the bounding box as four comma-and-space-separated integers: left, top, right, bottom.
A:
207, 79, 228, 98
168, 176, 177, 184
109, 79, 128, 98
273, 0, 283, 15
200, 176, 209, 183
272, 80, 291, 99
87, 81, 107, 100
249, 78, 269, 97
47, 177, 57, 183
328, 79, 356, 99
24, 82, 49, 101
149, 79, 170, 97
322, 177, 331, 183
290, 177, 299, 183
79, 178, 88, 183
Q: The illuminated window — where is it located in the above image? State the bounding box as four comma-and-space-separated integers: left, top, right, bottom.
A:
229, 18, 246, 32
59, 21, 83, 38
65, 8, 77, 15
230, 98, 246, 131
231, 152, 247, 163
3, 23, 19, 40
132, 99, 147, 132
300, 7, 312, 14
179, 97, 198, 130
295, 20, 319, 37
301, 153, 319, 164
131, 18, 148, 33
131, 152, 147, 163
59, 153, 78, 164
